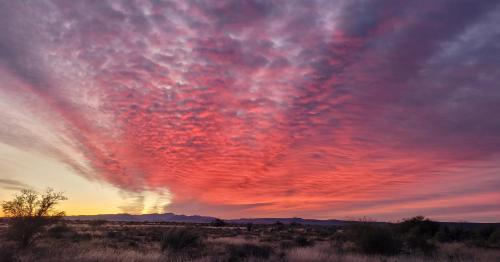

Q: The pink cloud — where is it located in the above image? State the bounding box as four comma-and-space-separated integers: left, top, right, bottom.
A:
1, 0, 500, 221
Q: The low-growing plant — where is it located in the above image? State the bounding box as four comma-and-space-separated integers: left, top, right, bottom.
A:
210, 218, 227, 227
488, 228, 500, 248
89, 219, 108, 227
406, 227, 436, 254
435, 225, 452, 242
399, 216, 439, 238
348, 224, 402, 255
399, 216, 438, 254
0, 245, 15, 262
227, 243, 273, 261
107, 230, 121, 239
47, 223, 72, 239
273, 221, 285, 231
161, 227, 202, 253
295, 235, 314, 247
145, 230, 163, 241
280, 240, 295, 249
71, 232, 92, 242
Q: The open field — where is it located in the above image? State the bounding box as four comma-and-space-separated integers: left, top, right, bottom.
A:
1, 219, 499, 262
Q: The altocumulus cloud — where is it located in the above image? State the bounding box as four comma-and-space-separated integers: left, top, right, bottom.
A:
0, 0, 499, 221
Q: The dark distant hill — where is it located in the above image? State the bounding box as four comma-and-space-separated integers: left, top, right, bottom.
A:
67, 213, 215, 223
67, 213, 350, 225
229, 217, 351, 226
66, 213, 499, 227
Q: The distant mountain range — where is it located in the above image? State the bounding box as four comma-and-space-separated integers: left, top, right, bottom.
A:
65, 213, 499, 227
67, 212, 350, 226
67, 213, 216, 224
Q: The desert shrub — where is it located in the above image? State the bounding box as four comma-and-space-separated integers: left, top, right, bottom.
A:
295, 235, 314, 247
331, 230, 348, 252
107, 230, 121, 239
227, 243, 272, 261
399, 216, 439, 238
316, 226, 337, 238
452, 227, 473, 241
476, 225, 496, 240
280, 240, 295, 249
71, 232, 92, 242
128, 239, 139, 248
48, 223, 72, 239
1, 188, 67, 248
145, 230, 163, 241
406, 227, 436, 254
89, 219, 108, 227
0, 246, 15, 262
464, 226, 497, 247
273, 221, 285, 231
398, 216, 438, 254
488, 228, 500, 248
160, 227, 202, 252
436, 226, 473, 243
210, 218, 227, 227
435, 225, 452, 242
348, 224, 402, 255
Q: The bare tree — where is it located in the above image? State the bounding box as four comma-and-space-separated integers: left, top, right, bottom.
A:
2, 188, 67, 248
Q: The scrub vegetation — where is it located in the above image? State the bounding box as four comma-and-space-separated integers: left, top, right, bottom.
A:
1, 216, 499, 261
1, 189, 499, 261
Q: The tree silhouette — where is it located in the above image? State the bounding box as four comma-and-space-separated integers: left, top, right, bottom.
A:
2, 188, 67, 248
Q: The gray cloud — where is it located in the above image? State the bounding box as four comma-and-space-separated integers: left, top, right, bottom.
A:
0, 178, 31, 191
0, 0, 500, 221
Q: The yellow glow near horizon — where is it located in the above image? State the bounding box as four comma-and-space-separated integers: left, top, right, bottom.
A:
0, 142, 172, 216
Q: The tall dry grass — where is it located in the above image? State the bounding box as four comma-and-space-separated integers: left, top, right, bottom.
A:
2, 221, 499, 262
285, 242, 500, 262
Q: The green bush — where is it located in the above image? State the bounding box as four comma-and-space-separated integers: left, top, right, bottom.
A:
349, 224, 402, 255
399, 216, 438, 254
210, 218, 227, 227
476, 226, 496, 240
439, 227, 473, 242
273, 221, 285, 231
295, 235, 314, 247
0, 246, 15, 262
107, 231, 121, 239
488, 228, 500, 247
227, 243, 272, 261
280, 240, 295, 249
48, 223, 72, 239
160, 227, 202, 252
399, 216, 439, 238
406, 227, 436, 254
71, 232, 92, 242
145, 230, 162, 241
89, 219, 108, 227
435, 225, 451, 242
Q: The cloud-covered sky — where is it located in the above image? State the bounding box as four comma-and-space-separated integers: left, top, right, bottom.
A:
1, 0, 499, 221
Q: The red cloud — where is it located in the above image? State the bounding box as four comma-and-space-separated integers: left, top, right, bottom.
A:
1, 0, 500, 221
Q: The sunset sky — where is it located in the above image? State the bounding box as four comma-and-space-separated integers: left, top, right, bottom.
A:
1, 0, 499, 222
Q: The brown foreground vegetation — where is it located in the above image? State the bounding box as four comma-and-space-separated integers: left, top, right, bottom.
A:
1, 217, 499, 262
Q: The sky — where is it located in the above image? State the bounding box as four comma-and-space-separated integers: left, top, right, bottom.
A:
0, 0, 499, 222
